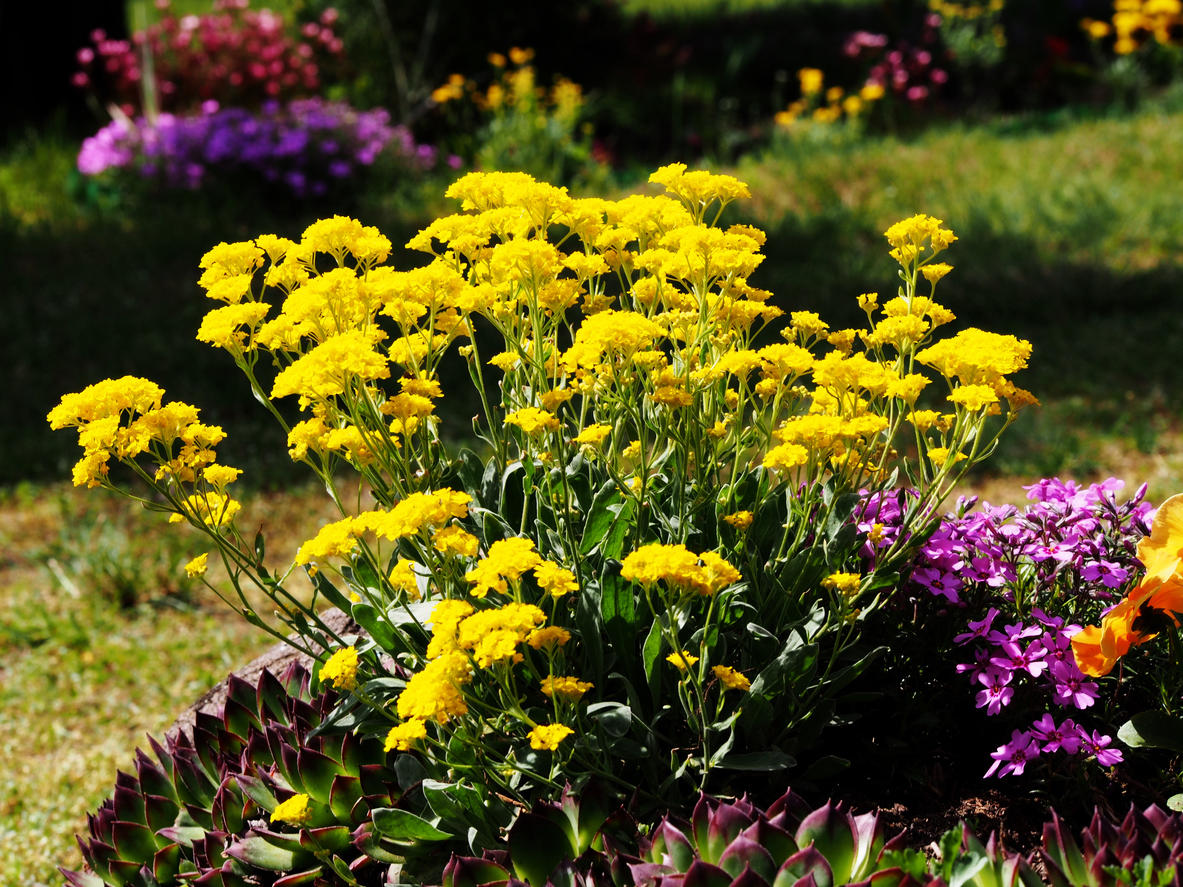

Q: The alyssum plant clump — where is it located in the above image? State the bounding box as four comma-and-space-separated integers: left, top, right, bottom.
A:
50, 167, 1035, 867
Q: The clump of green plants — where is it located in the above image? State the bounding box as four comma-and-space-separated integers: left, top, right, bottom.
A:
50, 165, 1045, 880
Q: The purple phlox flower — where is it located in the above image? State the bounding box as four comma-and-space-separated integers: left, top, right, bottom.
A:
1029, 713, 1082, 755
985, 729, 1041, 778
1049, 658, 1099, 709
911, 565, 962, 604
954, 607, 1000, 645
986, 620, 1042, 645
1077, 728, 1123, 766
1080, 559, 1130, 589
1031, 608, 1064, 629
956, 647, 992, 682
989, 639, 1048, 678
975, 667, 1014, 715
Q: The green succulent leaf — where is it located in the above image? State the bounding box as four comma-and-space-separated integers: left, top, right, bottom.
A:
230, 836, 301, 872
1118, 712, 1183, 754
510, 811, 578, 886
587, 701, 633, 738
713, 750, 794, 772
371, 807, 452, 843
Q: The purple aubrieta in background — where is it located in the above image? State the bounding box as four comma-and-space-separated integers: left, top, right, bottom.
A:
77, 98, 461, 196
858, 477, 1153, 778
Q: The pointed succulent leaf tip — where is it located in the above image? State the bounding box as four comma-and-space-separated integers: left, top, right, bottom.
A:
706, 800, 757, 864
739, 819, 799, 868
776, 845, 833, 887
152, 842, 182, 883
682, 859, 734, 887
651, 820, 699, 871
717, 834, 776, 882
730, 863, 774, 887
794, 802, 857, 884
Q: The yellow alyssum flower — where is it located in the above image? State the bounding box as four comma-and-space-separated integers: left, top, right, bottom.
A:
916, 328, 1032, 388
433, 526, 480, 558
196, 302, 270, 351
184, 553, 209, 577
927, 447, 966, 467
947, 384, 1000, 412
527, 625, 571, 650
822, 572, 862, 597
320, 646, 359, 692
385, 718, 428, 751
389, 559, 421, 599
505, 407, 561, 436
797, 67, 824, 95
573, 424, 611, 447
466, 537, 543, 597
528, 723, 575, 751
621, 544, 740, 596
723, 511, 754, 530
666, 650, 700, 672
170, 492, 241, 529
271, 330, 391, 404
712, 665, 751, 691
762, 442, 809, 473
534, 561, 579, 597
541, 676, 594, 701
270, 793, 312, 826
48, 377, 165, 430
397, 651, 472, 723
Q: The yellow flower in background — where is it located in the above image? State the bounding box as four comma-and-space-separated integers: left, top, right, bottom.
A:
320, 646, 359, 692
666, 650, 700, 671
505, 407, 561, 436
528, 723, 574, 750
798, 67, 824, 95
723, 511, 754, 530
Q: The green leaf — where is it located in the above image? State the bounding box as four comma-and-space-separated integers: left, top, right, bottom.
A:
580, 481, 622, 556
232, 836, 300, 871
601, 498, 637, 561
587, 701, 632, 738
371, 807, 452, 843
1168, 794, 1183, 812
600, 563, 638, 671
713, 750, 795, 771
347, 602, 397, 651
1117, 712, 1183, 753
509, 811, 572, 885
642, 618, 665, 698
308, 569, 351, 613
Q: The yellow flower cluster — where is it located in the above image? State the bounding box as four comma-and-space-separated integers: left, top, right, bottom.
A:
620, 543, 741, 597
320, 645, 359, 692
775, 67, 886, 129
295, 489, 471, 566
1083, 0, 1183, 54
47, 378, 242, 521
270, 792, 312, 826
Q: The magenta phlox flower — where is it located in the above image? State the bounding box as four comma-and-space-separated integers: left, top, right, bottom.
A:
911, 565, 963, 604
1029, 713, 1082, 754
953, 607, 1000, 645
987, 620, 1042, 646
985, 729, 1041, 777
1080, 559, 1130, 589
955, 647, 991, 682
989, 639, 1048, 678
1049, 659, 1099, 709
976, 668, 1014, 715
1077, 728, 1123, 766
